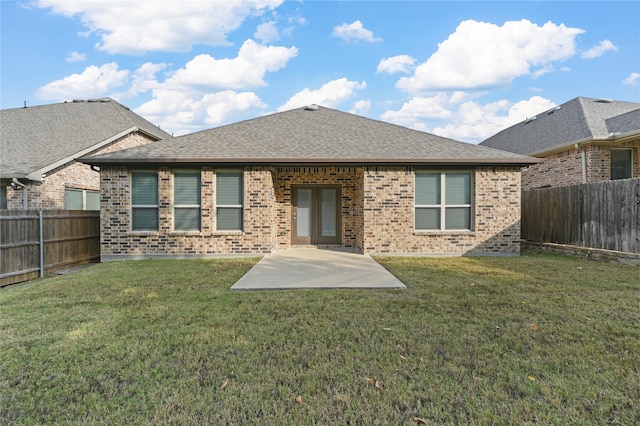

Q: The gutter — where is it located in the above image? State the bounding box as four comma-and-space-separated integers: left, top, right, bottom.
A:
527, 129, 640, 158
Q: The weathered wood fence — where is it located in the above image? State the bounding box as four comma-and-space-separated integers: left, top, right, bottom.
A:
0, 210, 100, 286
521, 178, 640, 253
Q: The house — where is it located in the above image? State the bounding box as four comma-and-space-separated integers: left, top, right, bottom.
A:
0, 98, 172, 210
480, 97, 640, 190
80, 105, 538, 259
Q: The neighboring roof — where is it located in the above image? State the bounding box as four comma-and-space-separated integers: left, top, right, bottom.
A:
1, 98, 172, 180
82, 105, 537, 167
480, 97, 640, 156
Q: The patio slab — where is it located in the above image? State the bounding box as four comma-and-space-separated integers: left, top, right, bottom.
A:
231, 248, 406, 290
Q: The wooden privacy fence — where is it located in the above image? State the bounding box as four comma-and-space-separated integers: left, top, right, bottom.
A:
0, 210, 100, 286
521, 178, 640, 253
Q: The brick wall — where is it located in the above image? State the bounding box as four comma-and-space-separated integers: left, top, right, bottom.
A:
5, 131, 156, 210
522, 139, 640, 190
100, 164, 523, 258
362, 166, 523, 255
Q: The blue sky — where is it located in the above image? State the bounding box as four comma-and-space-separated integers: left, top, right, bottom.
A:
1, 1, 638, 142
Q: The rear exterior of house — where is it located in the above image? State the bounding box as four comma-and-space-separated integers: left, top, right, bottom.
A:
83, 106, 536, 258
480, 97, 640, 190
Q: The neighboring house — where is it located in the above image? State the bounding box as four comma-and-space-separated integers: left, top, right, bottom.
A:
81, 105, 537, 259
480, 97, 640, 190
0, 98, 172, 210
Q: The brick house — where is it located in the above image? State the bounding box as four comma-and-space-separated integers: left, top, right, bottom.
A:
0, 98, 172, 210
81, 105, 537, 259
480, 97, 640, 190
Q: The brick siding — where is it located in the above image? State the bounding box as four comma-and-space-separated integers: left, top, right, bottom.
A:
4, 131, 156, 210
100, 165, 523, 258
522, 139, 639, 190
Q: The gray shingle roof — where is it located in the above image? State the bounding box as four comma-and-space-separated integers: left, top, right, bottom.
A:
82, 105, 536, 166
480, 97, 640, 156
1, 98, 172, 179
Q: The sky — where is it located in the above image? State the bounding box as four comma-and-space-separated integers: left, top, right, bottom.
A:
1, 0, 639, 143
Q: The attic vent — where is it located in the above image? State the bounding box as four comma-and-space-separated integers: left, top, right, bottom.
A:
72, 99, 84, 103
547, 106, 561, 115
524, 116, 537, 124
594, 98, 613, 103
304, 104, 319, 111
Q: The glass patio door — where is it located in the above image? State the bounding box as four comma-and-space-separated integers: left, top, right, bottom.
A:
292, 185, 341, 245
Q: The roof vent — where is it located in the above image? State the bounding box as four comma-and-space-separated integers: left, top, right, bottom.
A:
524, 116, 537, 124
72, 99, 84, 103
594, 98, 613, 103
304, 104, 319, 111
547, 105, 561, 115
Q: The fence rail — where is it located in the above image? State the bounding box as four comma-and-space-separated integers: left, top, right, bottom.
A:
0, 210, 100, 286
522, 178, 640, 253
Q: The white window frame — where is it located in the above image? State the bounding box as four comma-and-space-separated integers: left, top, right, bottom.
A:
173, 170, 201, 232
131, 170, 159, 232
65, 188, 100, 210
215, 170, 244, 232
415, 171, 473, 231
610, 148, 633, 180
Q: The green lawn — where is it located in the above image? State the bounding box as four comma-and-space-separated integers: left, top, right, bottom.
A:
1, 253, 638, 425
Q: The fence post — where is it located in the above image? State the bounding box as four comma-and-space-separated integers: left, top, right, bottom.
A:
39, 211, 44, 278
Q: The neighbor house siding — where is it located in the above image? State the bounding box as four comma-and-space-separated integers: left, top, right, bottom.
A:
5, 131, 157, 210
521, 139, 640, 190
362, 166, 522, 255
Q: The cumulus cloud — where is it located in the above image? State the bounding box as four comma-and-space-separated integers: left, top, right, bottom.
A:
65, 51, 86, 62
396, 19, 584, 93
36, 0, 284, 54
349, 100, 371, 115
623, 72, 640, 86
278, 78, 367, 111
581, 39, 618, 59
255, 21, 279, 43
37, 63, 129, 100
331, 20, 381, 43
377, 55, 416, 74
381, 94, 556, 143
165, 40, 297, 90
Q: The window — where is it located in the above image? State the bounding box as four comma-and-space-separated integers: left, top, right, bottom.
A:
131, 171, 158, 231
216, 171, 243, 231
174, 171, 201, 231
1, 185, 6, 209
415, 171, 472, 231
611, 149, 632, 180
65, 188, 100, 210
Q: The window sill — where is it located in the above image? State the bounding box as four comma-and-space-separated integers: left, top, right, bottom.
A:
170, 231, 203, 236
211, 230, 244, 236
414, 230, 474, 236
127, 231, 160, 236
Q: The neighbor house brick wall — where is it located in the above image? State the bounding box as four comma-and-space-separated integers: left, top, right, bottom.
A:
5, 131, 157, 210
100, 166, 276, 259
522, 139, 640, 190
362, 166, 523, 255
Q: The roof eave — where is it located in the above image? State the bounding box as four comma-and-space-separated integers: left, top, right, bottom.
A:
528, 129, 640, 157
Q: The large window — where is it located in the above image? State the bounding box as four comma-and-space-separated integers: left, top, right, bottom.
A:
611, 149, 632, 180
65, 188, 100, 210
174, 171, 201, 231
415, 171, 472, 231
131, 171, 158, 231
216, 171, 243, 231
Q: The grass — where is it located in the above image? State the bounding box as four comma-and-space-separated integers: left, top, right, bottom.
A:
1, 253, 638, 425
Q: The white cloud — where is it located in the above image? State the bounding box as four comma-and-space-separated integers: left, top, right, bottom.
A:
65, 51, 86, 62
396, 19, 584, 93
377, 55, 416, 74
37, 0, 284, 54
278, 78, 366, 111
166, 40, 297, 90
531, 65, 555, 79
581, 39, 619, 59
349, 100, 371, 115
117, 62, 167, 98
381, 94, 556, 143
623, 72, 640, 86
37, 63, 129, 100
255, 21, 279, 43
331, 20, 381, 43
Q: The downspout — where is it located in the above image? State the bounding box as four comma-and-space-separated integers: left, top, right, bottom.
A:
575, 144, 587, 184
12, 178, 28, 209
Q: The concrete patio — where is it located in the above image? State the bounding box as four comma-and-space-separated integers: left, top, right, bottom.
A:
231, 248, 406, 290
